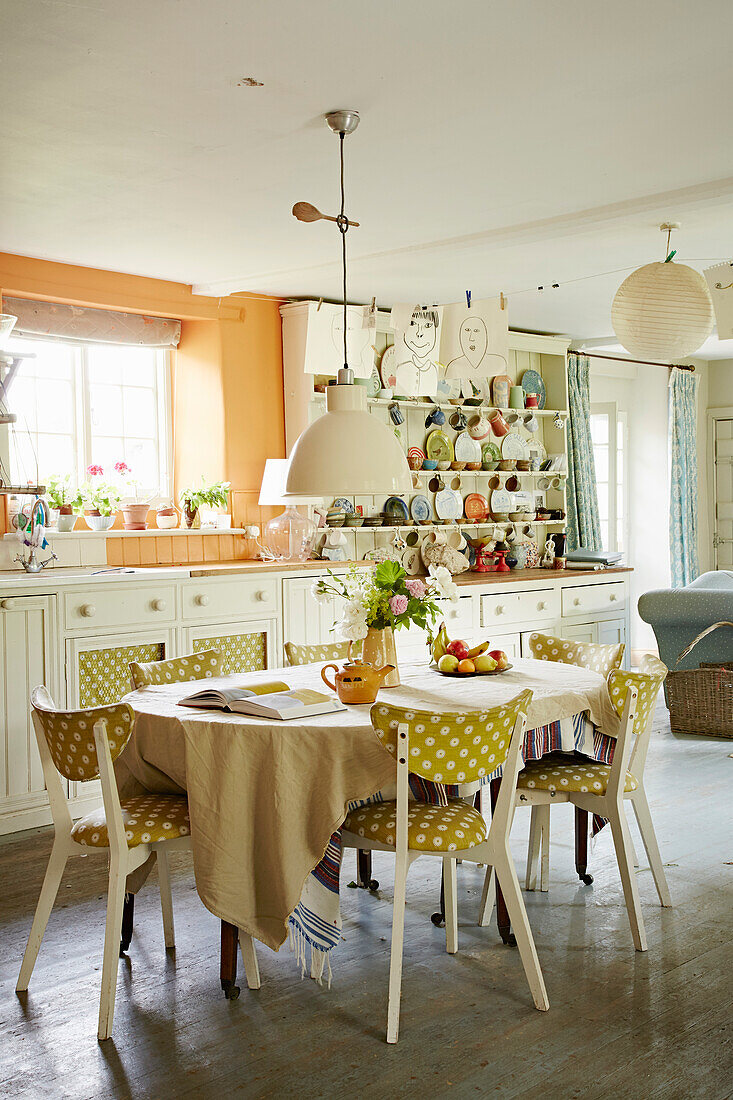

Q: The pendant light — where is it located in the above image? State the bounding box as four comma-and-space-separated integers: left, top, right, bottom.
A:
611, 224, 714, 360
284, 110, 411, 498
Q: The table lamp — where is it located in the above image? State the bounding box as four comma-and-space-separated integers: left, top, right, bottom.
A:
258, 459, 318, 562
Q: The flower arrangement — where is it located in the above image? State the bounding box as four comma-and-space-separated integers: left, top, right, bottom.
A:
179, 478, 231, 527
83, 465, 122, 516
45, 473, 84, 514
114, 460, 150, 502
312, 561, 459, 644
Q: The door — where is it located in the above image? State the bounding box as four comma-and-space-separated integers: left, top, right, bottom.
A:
559, 621, 598, 644
713, 417, 733, 569
0, 595, 59, 831
282, 577, 345, 654
183, 618, 278, 675
488, 632, 522, 660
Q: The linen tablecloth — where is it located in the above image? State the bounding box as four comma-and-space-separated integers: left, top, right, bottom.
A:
118, 657, 620, 967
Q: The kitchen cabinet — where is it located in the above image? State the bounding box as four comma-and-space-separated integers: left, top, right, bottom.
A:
182, 618, 278, 675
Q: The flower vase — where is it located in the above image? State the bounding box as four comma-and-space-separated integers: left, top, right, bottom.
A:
183, 503, 200, 528
362, 626, 400, 688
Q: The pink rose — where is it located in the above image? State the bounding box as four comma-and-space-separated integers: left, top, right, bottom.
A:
405, 579, 426, 599
86, 464, 104, 477
389, 594, 408, 616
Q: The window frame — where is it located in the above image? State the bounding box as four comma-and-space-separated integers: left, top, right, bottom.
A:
590, 401, 628, 554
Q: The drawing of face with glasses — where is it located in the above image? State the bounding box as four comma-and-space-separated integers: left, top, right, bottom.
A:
403, 307, 439, 361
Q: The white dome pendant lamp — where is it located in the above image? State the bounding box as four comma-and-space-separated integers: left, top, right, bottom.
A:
284, 110, 411, 498
611, 223, 714, 360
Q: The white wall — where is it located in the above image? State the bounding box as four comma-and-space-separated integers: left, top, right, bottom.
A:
708, 360, 733, 408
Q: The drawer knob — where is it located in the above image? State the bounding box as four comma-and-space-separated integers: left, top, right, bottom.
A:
80, 604, 96, 618
0, 598, 15, 610
610, 593, 617, 602
537, 601, 546, 611
573, 597, 580, 607
151, 598, 167, 612
495, 605, 504, 615
254, 589, 267, 602
448, 608, 458, 619
195, 594, 209, 607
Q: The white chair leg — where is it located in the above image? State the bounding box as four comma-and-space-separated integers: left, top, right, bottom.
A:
525, 806, 541, 891
477, 866, 495, 927
16, 839, 70, 992
538, 804, 550, 892
608, 805, 647, 952
156, 849, 175, 949
386, 848, 409, 1044
495, 848, 549, 1011
98, 856, 128, 1041
631, 791, 672, 908
238, 930, 261, 990
443, 858, 458, 954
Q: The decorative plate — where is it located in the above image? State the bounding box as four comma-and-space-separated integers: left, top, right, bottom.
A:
434, 663, 514, 678
521, 369, 546, 409
434, 488, 463, 521
464, 492, 489, 521
491, 488, 514, 514
492, 374, 513, 409
332, 497, 355, 514
402, 546, 422, 575
379, 345, 397, 389
383, 496, 409, 523
410, 494, 433, 523
481, 440, 500, 466
426, 429, 454, 462
366, 366, 381, 398
453, 431, 482, 463
528, 439, 547, 464
501, 432, 531, 460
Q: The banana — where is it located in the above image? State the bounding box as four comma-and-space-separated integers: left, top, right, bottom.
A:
431, 622, 450, 663
467, 640, 490, 659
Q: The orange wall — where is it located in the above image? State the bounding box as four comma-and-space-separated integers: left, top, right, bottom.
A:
0, 252, 285, 533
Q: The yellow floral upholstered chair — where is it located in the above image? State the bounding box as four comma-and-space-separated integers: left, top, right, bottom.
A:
527, 632, 624, 679
284, 640, 355, 666
16, 685, 258, 1040
517, 655, 670, 952
129, 648, 222, 689
341, 690, 548, 1043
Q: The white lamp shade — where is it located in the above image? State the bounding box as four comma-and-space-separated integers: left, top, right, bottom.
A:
284, 383, 412, 497
259, 458, 319, 505
611, 261, 714, 360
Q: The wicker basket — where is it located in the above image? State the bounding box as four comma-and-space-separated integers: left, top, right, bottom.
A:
665, 622, 733, 738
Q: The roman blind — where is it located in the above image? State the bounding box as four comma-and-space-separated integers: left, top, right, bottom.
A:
2, 297, 181, 348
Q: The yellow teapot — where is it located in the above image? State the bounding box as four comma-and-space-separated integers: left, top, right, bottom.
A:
320, 659, 395, 705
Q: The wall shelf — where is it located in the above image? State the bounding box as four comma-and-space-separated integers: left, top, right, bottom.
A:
328, 520, 567, 533
312, 392, 567, 417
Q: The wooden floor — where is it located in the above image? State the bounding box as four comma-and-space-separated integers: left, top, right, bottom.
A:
1, 705, 731, 1100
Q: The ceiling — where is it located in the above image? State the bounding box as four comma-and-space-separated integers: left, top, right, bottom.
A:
2, 0, 733, 343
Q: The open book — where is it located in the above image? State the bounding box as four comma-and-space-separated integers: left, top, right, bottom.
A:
178, 684, 346, 720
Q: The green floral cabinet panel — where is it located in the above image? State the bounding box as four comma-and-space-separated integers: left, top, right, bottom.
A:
77, 642, 165, 707
192, 632, 267, 676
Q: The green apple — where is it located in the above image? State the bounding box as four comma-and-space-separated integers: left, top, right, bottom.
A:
474, 653, 498, 673
438, 653, 459, 673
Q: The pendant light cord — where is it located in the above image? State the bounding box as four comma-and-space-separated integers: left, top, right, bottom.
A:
338, 130, 349, 370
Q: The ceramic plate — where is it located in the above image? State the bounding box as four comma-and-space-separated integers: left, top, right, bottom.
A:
454, 431, 482, 463
463, 492, 489, 521
481, 440, 500, 466
379, 345, 397, 389
410, 494, 433, 523
433, 663, 514, 677
434, 488, 462, 521
333, 497, 355, 514
521, 369, 546, 409
426, 429, 454, 462
528, 439, 547, 464
367, 366, 381, 398
402, 546, 422, 575
491, 488, 514, 514
383, 495, 409, 523
501, 432, 531, 460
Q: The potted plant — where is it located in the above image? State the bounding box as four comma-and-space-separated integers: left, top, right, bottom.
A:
311, 561, 458, 686
114, 461, 152, 530
45, 474, 83, 532
83, 465, 122, 531
179, 478, 231, 529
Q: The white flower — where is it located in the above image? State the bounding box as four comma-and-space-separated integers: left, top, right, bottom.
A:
429, 564, 459, 603
336, 598, 369, 642
310, 580, 332, 607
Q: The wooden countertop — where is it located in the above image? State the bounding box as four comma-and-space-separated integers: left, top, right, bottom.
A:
183, 560, 631, 583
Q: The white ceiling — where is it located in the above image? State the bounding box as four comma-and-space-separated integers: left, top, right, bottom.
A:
2, 0, 733, 343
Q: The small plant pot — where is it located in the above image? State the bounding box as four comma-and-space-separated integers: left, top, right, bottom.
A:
85, 511, 115, 532
57, 512, 77, 532
121, 502, 150, 530
182, 503, 200, 529
156, 507, 180, 530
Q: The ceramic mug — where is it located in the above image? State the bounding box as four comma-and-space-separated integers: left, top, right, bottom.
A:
388, 402, 404, 425
425, 406, 446, 428
524, 412, 539, 433
489, 410, 509, 437
525, 393, 539, 408
509, 386, 525, 409
467, 413, 491, 440
449, 410, 467, 431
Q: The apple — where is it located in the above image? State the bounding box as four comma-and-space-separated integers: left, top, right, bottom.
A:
457, 658, 476, 674
446, 639, 470, 661
488, 649, 509, 670
438, 653, 459, 673
474, 653, 498, 673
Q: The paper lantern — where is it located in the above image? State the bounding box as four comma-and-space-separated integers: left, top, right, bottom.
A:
611, 261, 714, 360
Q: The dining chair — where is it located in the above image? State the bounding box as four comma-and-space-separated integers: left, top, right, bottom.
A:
129, 648, 222, 689
284, 640, 352, 666
341, 690, 548, 1043
16, 686, 259, 1039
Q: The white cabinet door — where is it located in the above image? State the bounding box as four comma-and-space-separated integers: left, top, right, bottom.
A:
0, 595, 59, 834
282, 577, 344, 656
559, 621, 598, 644
487, 632, 522, 660
182, 618, 279, 675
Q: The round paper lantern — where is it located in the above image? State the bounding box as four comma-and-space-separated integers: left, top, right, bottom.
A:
611, 261, 714, 359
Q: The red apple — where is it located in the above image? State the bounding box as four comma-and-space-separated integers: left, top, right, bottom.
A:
488, 649, 509, 670
446, 639, 470, 661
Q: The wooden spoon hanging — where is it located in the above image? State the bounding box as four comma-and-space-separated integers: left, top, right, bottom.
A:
292, 201, 359, 228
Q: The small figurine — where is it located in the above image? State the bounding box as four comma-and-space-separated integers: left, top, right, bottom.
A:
541, 536, 555, 569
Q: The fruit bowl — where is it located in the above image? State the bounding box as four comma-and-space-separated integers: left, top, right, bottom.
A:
431, 662, 514, 677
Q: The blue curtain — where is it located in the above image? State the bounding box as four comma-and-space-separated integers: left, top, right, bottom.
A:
669, 368, 699, 587
566, 353, 602, 552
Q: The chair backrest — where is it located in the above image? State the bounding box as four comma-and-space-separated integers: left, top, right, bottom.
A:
31, 685, 135, 782
607, 655, 667, 777
129, 649, 221, 689
284, 641, 353, 666
527, 632, 625, 679
369, 689, 533, 787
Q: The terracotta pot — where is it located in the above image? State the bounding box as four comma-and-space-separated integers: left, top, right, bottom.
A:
361, 626, 400, 688
121, 502, 150, 530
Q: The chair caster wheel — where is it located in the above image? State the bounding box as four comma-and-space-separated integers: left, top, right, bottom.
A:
431, 912, 445, 928
580, 873, 594, 885
368, 879, 379, 892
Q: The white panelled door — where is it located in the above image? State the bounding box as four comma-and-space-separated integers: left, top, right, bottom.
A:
713, 418, 733, 570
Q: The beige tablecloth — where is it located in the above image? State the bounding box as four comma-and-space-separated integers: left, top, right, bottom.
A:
118, 657, 619, 951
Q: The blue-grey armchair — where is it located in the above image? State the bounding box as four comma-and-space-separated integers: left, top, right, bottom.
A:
638, 571, 733, 670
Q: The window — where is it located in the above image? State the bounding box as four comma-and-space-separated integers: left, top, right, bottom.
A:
3, 336, 171, 500
590, 403, 628, 552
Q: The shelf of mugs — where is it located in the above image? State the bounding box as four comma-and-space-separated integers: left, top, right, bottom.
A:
312, 391, 567, 417
333, 520, 567, 532
410, 469, 566, 480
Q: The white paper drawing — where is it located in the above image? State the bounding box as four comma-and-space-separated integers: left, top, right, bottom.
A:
704, 262, 733, 339
440, 297, 509, 398
303, 301, 376, 377
390, 304, 444, 397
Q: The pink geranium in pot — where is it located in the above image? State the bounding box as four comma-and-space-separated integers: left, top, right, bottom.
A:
115, 461, 152, 530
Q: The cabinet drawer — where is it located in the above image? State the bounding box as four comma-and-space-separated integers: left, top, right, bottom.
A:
64, 585, 177, 632
183, 577, 278, 620
440, 595, 474, 634
562, 582, 625, 618
481, 588, 559, 629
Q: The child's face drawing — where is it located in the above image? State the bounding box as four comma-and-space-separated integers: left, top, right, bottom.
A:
331, 308, 370, 364
459, 318, 488, 368
404, 314, 437, 360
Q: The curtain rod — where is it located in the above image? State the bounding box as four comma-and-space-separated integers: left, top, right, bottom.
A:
576, 351, 695, 372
